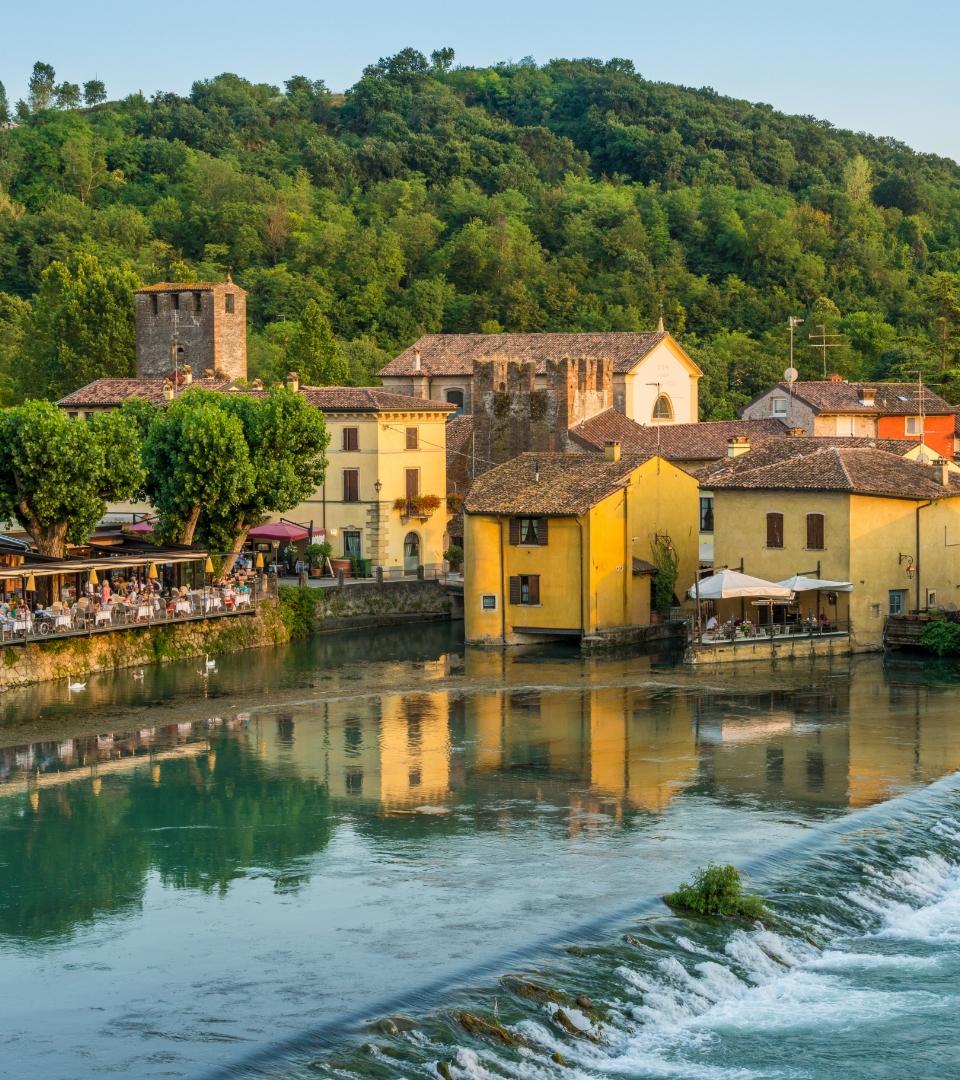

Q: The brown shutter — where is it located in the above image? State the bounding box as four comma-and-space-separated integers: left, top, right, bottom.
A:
405, 469, 419, 501
528, 575, 540, 604
509, 576, 521, 604
343, 427, 358, 451
807, 513, 824, 550
538, 518, 548, 545
509, 518, 520, 545
766, 512, 783, 548
406, 426, 418, 449
343, 470, 358, 502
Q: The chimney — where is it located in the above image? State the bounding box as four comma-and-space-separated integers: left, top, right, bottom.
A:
285, 371, 300, 393
727, 435, 751, 457
204, 367, 214, 379
252, 378, 264, 390
162, 379, 174, 402
181, 363, 192, 386
789, 427, 806, 437
935, 456, 951, 486
829, 373, 845, 383
413, 347, 422, 372
859, 385, 876, 406
604, 440, 622, 463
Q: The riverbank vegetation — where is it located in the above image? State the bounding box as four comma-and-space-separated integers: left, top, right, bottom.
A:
2, 54, 960, 412
920, 618, 960, 656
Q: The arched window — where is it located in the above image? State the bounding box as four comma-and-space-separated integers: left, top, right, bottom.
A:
403, 532, 421, 575
652, 393, 673, 420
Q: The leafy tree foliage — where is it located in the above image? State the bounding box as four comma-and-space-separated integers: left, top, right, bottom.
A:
82, 79, 107, 107
3, 54, 960, 410
0, 400, 144, 555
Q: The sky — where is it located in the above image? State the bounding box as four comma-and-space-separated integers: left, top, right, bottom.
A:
4, 0, 959, 161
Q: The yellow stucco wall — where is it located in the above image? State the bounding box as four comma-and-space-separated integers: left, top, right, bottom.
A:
620, 338, 700, 424
813, 414, 876, 437
283, 408, 449, 571
464, 456, 699, 644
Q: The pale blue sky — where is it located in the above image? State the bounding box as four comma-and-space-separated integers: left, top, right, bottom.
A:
5, 0, 959, 160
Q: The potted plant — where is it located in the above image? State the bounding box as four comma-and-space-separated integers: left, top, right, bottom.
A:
306, 541, 331, 577
443, 544, 463, 572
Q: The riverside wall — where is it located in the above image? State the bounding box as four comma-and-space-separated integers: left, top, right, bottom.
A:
311, 579, 456, 632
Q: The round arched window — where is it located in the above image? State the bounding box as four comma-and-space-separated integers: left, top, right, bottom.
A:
652, 393, 673, 420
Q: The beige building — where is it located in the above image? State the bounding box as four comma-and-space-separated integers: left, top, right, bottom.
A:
378, 329, 702, 426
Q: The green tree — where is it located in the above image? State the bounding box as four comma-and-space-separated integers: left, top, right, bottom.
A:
27, 61, 56, 112
0, 401, 144, 556
82, 79, 107, 106
0, 81, 9, 125
143, 391, 255, 546
286, 300, 349, 385
205, 387, 329, 570
21, 254, 140, 399
54, 81, 81, 109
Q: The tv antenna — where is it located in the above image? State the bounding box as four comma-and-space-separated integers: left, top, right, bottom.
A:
788, 316, 803, 370
808, 323, 844, 377
783, 366, 798, 425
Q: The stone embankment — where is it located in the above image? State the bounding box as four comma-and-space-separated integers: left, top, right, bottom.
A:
311, 579, 456, 632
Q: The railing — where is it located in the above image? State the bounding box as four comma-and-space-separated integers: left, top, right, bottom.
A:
696, 618, 851, 647
0, 578, 275, 647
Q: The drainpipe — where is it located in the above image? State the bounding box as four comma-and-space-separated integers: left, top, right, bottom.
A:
916, 500, 934, 611
499, 517, 507, 644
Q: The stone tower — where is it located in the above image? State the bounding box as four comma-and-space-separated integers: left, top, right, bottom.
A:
135, 281, 247, 380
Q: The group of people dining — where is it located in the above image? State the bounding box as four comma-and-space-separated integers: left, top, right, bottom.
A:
0, 565, 257, 638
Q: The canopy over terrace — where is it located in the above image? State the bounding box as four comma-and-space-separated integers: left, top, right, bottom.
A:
689, 569, 795, 601
776, 574, 853, 593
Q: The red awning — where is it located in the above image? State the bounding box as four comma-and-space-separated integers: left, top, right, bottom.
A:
126, 520, 156, 534
247, 522, 309, 542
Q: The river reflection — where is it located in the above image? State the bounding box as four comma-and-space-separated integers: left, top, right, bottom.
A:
2, 632, 960, 1077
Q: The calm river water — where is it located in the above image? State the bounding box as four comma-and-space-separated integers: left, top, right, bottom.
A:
2, 626, 960, 1079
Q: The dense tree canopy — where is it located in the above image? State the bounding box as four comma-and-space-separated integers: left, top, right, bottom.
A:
1, 52, 960, 414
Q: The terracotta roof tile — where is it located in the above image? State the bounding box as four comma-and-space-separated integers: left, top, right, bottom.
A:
379, 332, 676, 377
569, 412, 791, 460
58, 378, 233, 406
464, 451, 654, 516
754, 380, 955, 416
706, 443, 960, 500
296, 387, 454, 412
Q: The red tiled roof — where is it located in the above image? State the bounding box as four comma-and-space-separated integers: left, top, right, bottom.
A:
706, 443, 960, 500
379, 332, 683, 377
296, 387, 454, 413
136, 281, 240, 293
464, 451, 655, 516
58, 378, 233, 406
569, 412, 791, 460
749, 380, 955, 417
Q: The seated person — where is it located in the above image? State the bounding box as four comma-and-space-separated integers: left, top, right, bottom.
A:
705, 614, 719, 632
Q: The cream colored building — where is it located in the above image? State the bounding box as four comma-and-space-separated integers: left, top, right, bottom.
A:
378, 330, 702, 426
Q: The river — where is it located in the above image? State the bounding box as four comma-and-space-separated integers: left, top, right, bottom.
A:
1, 626, 959, 1079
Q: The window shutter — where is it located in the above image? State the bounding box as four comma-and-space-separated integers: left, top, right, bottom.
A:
509, 576, 521, 604
528, 575, 540, 604
538, 518, 548, 545
509, 519, 520, 545
807, 513, 824, 550
405, 469, 419, 500
343, 470, 358, 502
766, 512, 783, 548
406, 427, 418, 449
343, 427, 358, 451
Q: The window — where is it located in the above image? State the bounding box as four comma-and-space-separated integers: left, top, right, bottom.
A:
906, 416, 922, 435
408, 769, 422, 788
170, 292, 180, 311
225, 293, 235, 314
806, 513, 825, 550
343, 529, 361, 559
342, 427, 359, 451
342, 469, 359, 503
509, 574, 540, 605
481, 594, 497, 611
700, 496, 714, 532
652, 393, 673, 420
927, 590, 938, 608
870, 603, 882, 619
766, 512, 784, 548
446, 388, 465, 413
193, 291, 202, 314
68, 412, 78, 420
405, 468, 419, 501
771, 397, 788, 417
150, 294, 158, 316
596, 365, 604, 392
344, 768, 363, 795
509, 517, 548, 546
889, 589, 907, 615
405, 426, 419, 450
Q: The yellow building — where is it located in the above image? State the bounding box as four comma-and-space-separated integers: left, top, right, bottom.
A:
278, 387, 453, 573
706, 441, 960, 648
463, 446, 699, 644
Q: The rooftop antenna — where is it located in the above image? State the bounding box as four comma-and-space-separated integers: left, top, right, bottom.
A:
788, 316, 803, 372
808, 323, 844, 378
784, 365, 798, 426
907, 369, 927, 461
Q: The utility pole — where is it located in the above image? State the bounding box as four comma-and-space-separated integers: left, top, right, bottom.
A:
808, 323, 844, 378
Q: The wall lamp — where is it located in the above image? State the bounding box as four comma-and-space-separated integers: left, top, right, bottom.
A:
898, 553, 915, 578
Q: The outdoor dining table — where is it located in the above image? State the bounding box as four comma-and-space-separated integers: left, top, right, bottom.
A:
175, 599, 191, 614
136, 604, 151, 622
13, 618, 32, 635
55, 614, 71, 629
95, 609, 112, 626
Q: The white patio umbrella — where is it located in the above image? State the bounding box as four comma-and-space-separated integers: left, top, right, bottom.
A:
775, 575, 853, 593
689, 569, 794, 601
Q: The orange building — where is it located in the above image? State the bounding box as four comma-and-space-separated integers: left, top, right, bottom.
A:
876, 411, 956, 458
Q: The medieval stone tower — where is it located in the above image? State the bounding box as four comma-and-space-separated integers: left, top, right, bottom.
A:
135, 280, 247, 381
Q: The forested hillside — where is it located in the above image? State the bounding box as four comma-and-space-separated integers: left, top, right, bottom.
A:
2, 51, 960, 415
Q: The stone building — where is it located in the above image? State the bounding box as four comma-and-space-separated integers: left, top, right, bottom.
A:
135, 280, 247, 381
